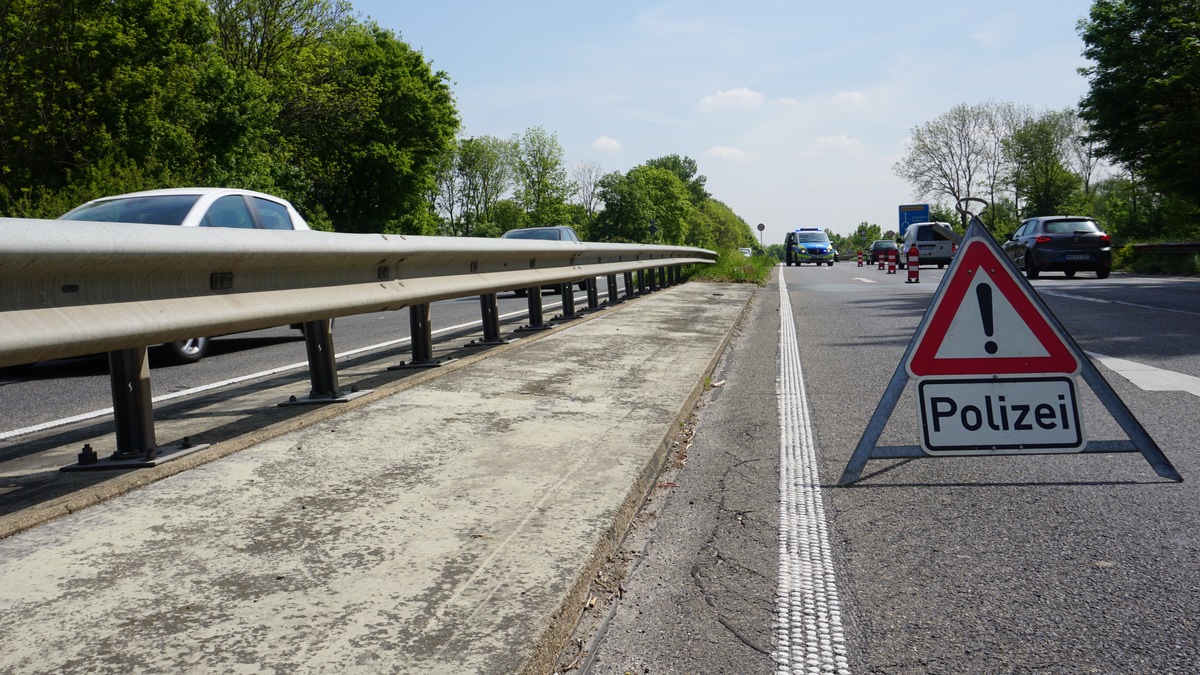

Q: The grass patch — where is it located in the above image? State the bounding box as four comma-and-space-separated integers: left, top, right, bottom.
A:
684, 248, 775, 284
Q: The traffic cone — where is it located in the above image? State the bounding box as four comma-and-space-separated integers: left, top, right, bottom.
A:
905, 246, 920, 283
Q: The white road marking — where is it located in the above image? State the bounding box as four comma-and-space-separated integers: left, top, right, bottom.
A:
1088, 352, 1200, 398
1044, 291, 1200, 317
851, 278, 877, 284
775, 272, 851, 674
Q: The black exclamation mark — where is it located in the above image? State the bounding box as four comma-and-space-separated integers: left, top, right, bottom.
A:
976, 283, 998, 354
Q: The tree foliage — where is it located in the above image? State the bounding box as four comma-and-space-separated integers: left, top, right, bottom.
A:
1078, 0, 1200, 207
893, 103, 993, 227
591, 157, 753, 250
1003, 109, 1083, 218
514, 126, 572, 228
0, 0, 458, 232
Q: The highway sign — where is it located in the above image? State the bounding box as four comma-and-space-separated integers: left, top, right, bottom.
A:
918, 376, 1084, 454
898, 204, 929, 237
906, 238, 1080, 378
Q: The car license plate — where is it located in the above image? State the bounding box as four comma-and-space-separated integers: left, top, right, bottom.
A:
1065, 254, 1090, 261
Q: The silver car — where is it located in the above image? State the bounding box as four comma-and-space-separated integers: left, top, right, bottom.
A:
59, 188, 312, 363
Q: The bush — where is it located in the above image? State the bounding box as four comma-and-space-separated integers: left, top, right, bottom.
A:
685, 248, 775, 284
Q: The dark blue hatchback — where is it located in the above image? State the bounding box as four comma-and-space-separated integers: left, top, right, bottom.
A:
1002, 216, 1112, 279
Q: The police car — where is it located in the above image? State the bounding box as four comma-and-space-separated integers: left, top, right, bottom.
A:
784, 228, 836, 266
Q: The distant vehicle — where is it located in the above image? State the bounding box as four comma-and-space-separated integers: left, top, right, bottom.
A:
898, 222, 959, 269
500, 226, 586, 295
868, 240, 897, 264
784, 228, 835, 266
738, 247, 753, 258
1002, 216, 1111, 279
59, 188, 312, 363
500, 225, 581, 242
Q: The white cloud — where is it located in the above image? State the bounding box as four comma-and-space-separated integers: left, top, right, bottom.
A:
591, 136, 623, 154
804, 135, 866, 156
703, 146, 755, 163
697, 87, 767, 111
831, 90, 866, 104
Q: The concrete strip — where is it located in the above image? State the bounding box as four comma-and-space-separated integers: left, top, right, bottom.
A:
0, 281, 754, 674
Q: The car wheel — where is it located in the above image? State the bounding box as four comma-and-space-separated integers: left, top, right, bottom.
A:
1024, 254, 1039, 279
1096, 268, 1110, 279
1064, 270, 1076, 278
515, 288, 527, 297
827, 261, 834, 266
163, 337, 210, 365
937, 263, 945, 269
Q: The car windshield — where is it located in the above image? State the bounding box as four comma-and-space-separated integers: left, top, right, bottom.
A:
503, 229, 561, 240
916, 226, 951, 242
796, 232, 828, 243
1044, 219, 1101, 234
59, 195, 200, 225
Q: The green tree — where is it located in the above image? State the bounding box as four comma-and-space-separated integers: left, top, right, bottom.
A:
459, 135, 517, 232
1004, 109, 1082, 217
514, 127, 571, 227
644, 154, 709, 205
302, 22, 458, 233
1078, 0, 1200, 207
209, 0, 350, 77
492, 199, 528, 233
846, 222, 883, 253
893, 103, 993, 228
592, 165, 694, 244
697, 199, 754, 250
0, 0, 225, 214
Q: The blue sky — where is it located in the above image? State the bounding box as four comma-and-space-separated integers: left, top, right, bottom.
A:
351, 0, 1097, 244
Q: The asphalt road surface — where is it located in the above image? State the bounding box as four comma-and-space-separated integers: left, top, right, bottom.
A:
572, 262, 1199, 674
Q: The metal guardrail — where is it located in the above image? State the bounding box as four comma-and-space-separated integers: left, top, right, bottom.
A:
0, 219, 716, 467
0, 219, 715, 366
1128, 241, 1200, 255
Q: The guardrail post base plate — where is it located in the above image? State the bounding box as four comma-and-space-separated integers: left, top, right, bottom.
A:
61, 439, 211, 472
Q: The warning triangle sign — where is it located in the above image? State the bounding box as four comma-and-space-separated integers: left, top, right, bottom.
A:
906, 238, 1080, 377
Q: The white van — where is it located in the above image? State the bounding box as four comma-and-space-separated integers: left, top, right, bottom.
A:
899, 221, 960, 269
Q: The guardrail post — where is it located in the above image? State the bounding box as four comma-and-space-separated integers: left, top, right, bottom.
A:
624, 272, 636, 300
557, 282, 578, 320
468, 293, 514, 347
390, 303, 454, 369
637, 269, 647, 295
281, 319, 369, 404
648, 266, 659, 292
586, 278, 600, 309
607, 275, 619, 304
109, 347, 156, 459
516, 287, 553, 332
305, 319, 340, 397
662, 266, 670, 287
60, 346, 212, 471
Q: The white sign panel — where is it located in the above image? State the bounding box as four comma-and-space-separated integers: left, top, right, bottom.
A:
918, 376, 1085, 455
